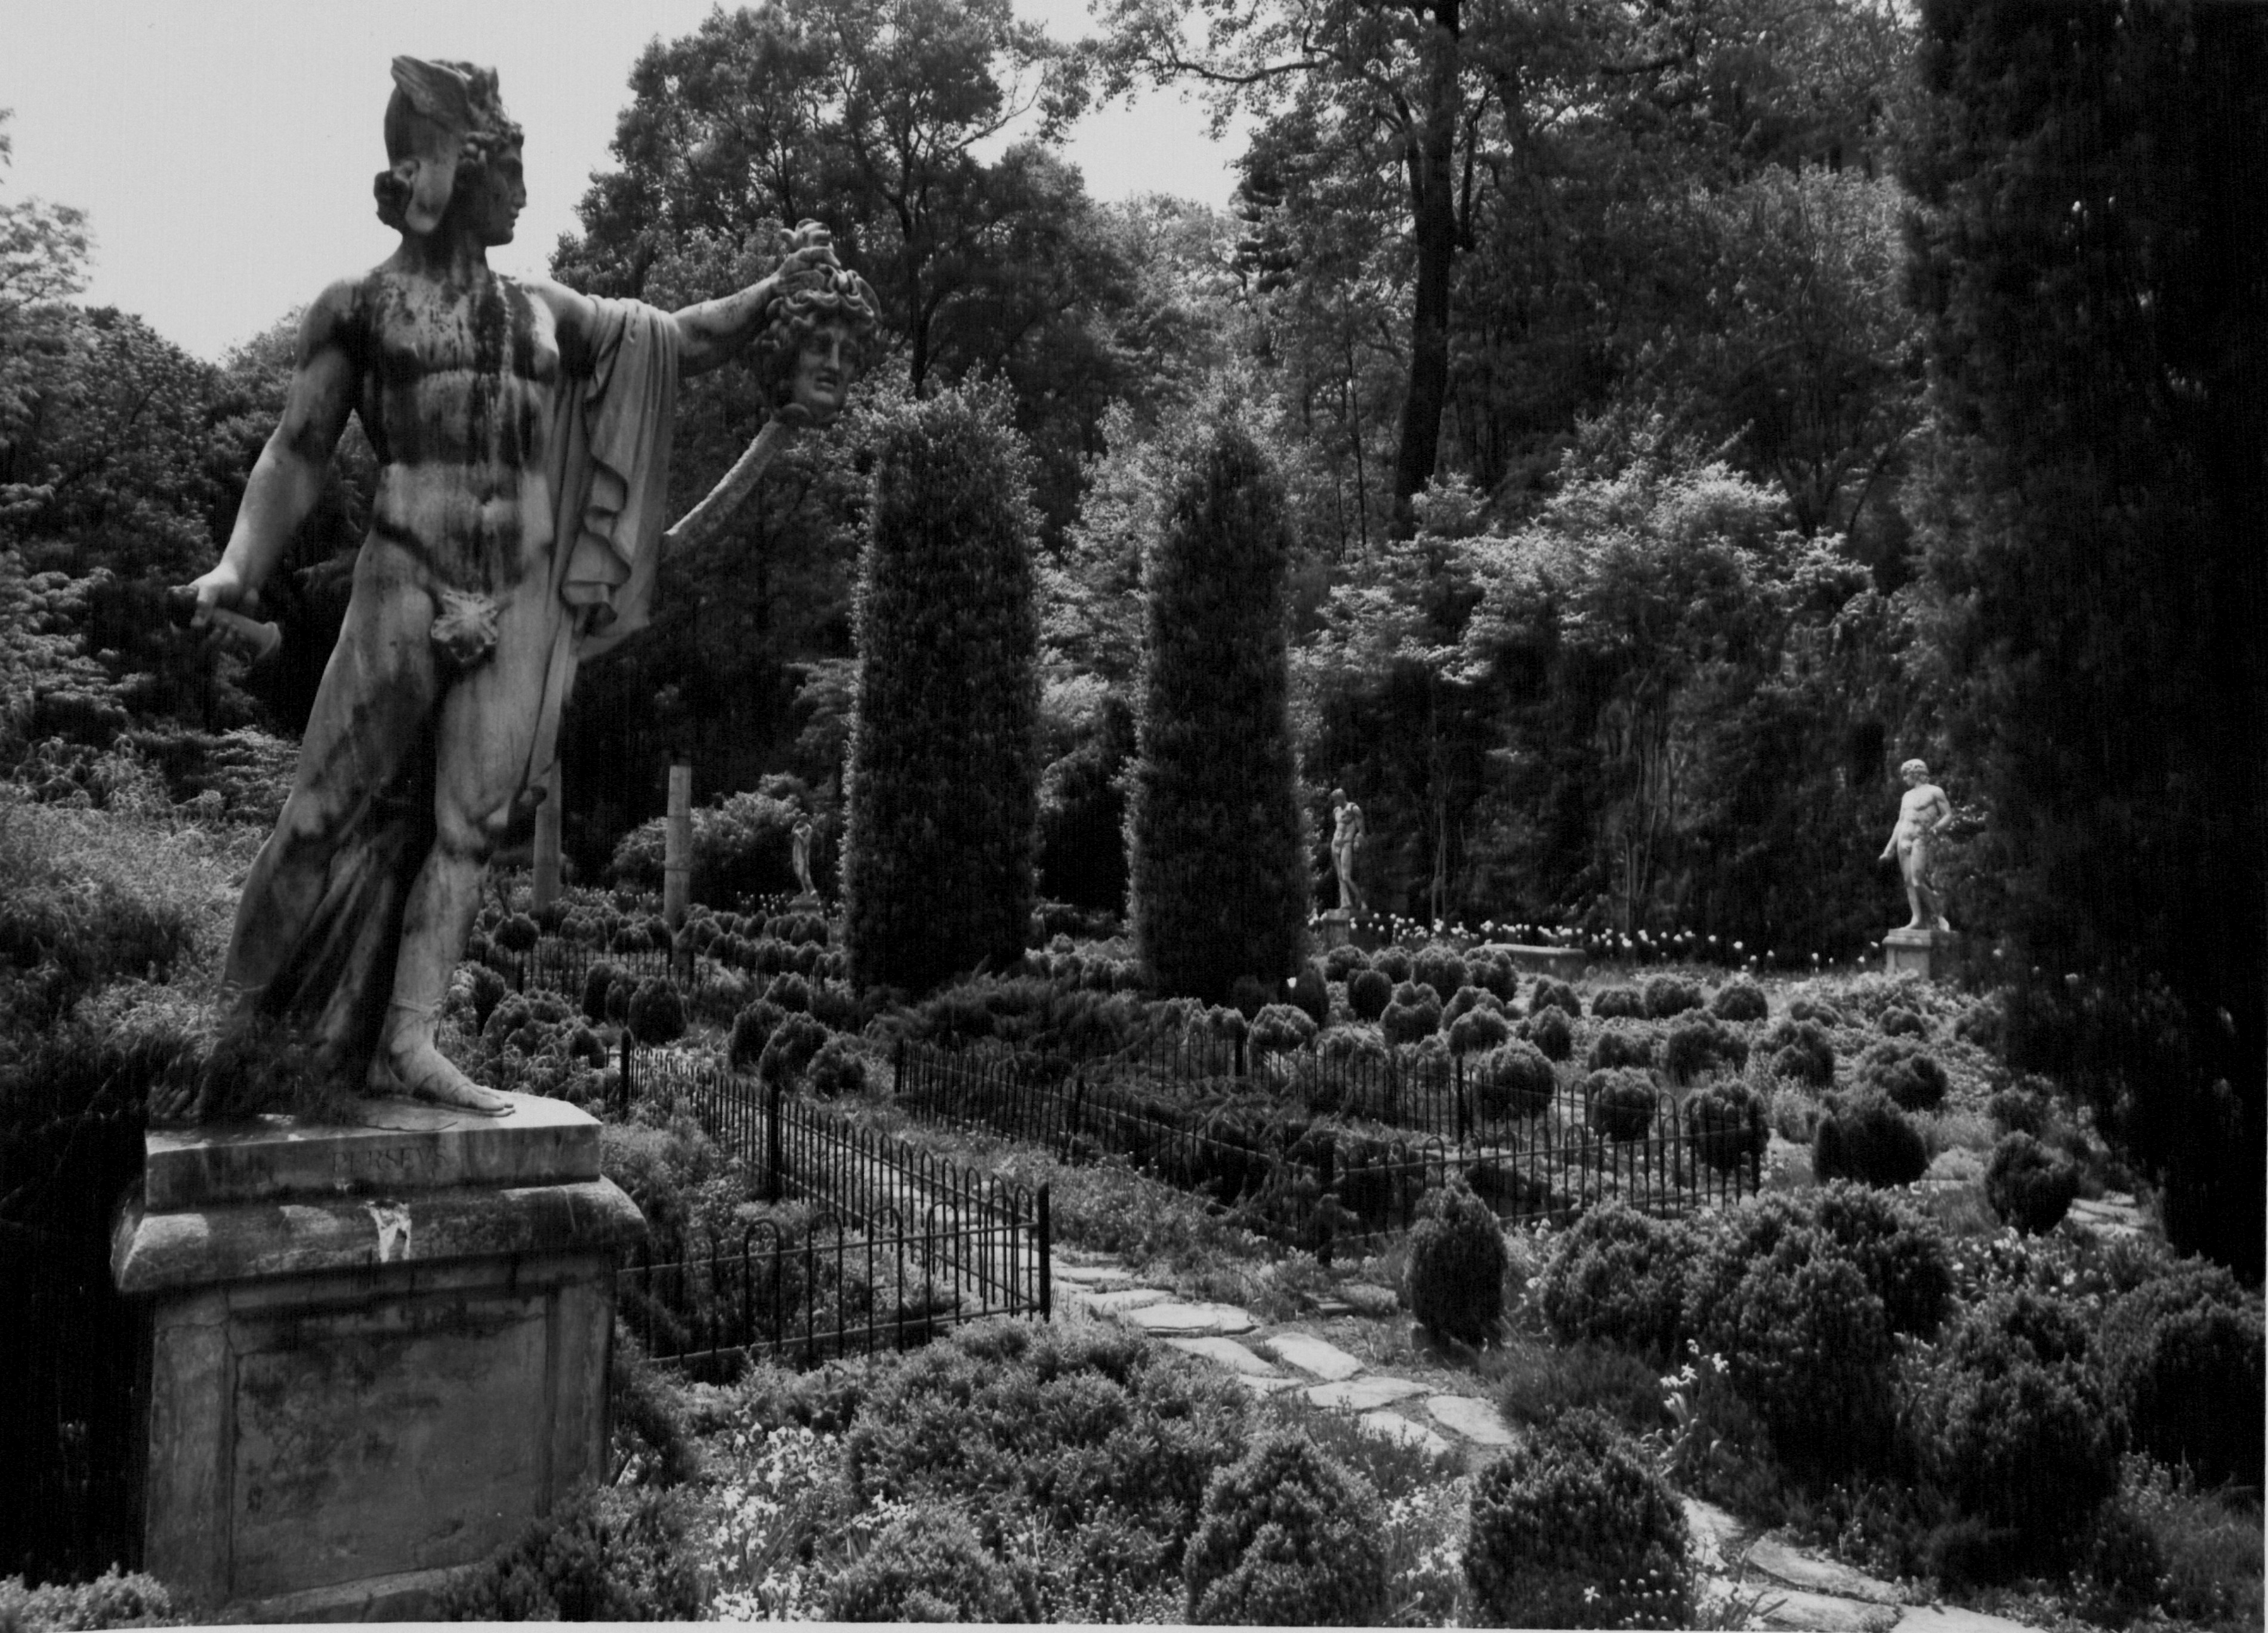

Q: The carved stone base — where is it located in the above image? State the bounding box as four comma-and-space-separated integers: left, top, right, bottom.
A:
1883, 926, 1954, 980
112, 1094, 644, 1622
1317, 909, 1353, 950
789, 892, 824, 912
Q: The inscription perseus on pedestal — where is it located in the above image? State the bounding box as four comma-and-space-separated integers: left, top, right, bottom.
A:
177, 57, 877, 1118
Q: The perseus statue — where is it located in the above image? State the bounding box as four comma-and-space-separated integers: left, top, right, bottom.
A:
177, 57, 877, 1116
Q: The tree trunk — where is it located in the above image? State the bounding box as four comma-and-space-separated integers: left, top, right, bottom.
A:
1390, 1, 1461, 536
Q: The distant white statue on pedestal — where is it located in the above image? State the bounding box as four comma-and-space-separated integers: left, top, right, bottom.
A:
1880, 758, 1952, 932
1331, 788, 1366, 914
791, 817, 816, 900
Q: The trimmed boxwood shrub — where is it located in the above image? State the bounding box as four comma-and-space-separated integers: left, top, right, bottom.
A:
1464, 1408, 1693, 1630
1788, 995, 1846, 1027
1474, 1041, 1557, 1120
1905, 1288, 2125, 1573
581, 961, 622, 1024
1590, 983, 1646, 1019
1182, 1431, 1388, 1626
1371, 946, 1412, 982
1288, 959, 1329, 1029
1813, 1091, 1928, 1187
826, 1507, 1027, 1623
1345, 967, 1392, 1022
1708, 978, 1769, 1022
1661, 1016, 1749, 1085
1446, 1004, 1511, 1058
1532, 1200, 1690, 1363
2097, 1262, 2266, 1488
1643, 974, 1704, 1019
1249, 1002, 1318, 1055
1986, 1082, 2052, 1137
1686, 1081, 1767, 1174
1468, 950, 1519, 1002
1380, 980, 1443, 1047
1404, 1178, 1508, 1344
625, 977, 685, 1047
1984, 1131, 2079, 1234
1587, 1023, 1656, 1072
806, 1035, 869, 1098
1701, 1238, 1898, 1474
1878, 1004, 1927, 1038
1127, 421, 1309, 1006
1587, 1070, 1658, 1143
842, 386, 1042, 995
1856, 1038, 1950, 1113
1764, 1018, 1835, 1086
1409, 946, 1469, 1001
1529, 977, 1581, 1017
757, 1012, 829, 1089
1521, 1006, 1573, 1061
1321, 943, 1368, 981
442, 1484, 707, 1622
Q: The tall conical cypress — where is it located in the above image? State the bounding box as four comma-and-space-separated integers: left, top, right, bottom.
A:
1128, 422, 1310, 1004
841, 388, 1041, 993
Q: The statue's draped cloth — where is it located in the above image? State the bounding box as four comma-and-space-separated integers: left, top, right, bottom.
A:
242, 297, 679, 1086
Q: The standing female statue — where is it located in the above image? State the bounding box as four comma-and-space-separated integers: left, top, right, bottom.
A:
179, 58, 875, 1115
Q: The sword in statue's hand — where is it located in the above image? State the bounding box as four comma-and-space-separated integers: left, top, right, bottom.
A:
661, 400, 816, 558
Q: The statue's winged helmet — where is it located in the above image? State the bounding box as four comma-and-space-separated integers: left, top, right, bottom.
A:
375, 57, 520, 235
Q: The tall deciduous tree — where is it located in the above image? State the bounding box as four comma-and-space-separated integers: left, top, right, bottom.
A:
841, 386, 1041, 994
1904, 0, 2266, 1279
1128, 418, 1309, 1003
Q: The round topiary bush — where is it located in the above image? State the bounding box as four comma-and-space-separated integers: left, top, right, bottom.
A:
1878, 1004, 1927, 1038
1468, 950, 1519, 1002
1906, 1288, 2125, 1570
1347, 967, 1392, 1023
1380, 980, 1443, 1047
1587, 1024, 1656, 1073
757, 1012, 830, 1089
1521, 1006, 1573, 1061
1703, 1240, 1898, 1475
1372, 946, 1412, 982
1986, 1082, 2052, 1137
1288, 959, 1330, 1029
496, 910, 539, 954
1788, 995, 1846, 1027
1984, 1131, 2079, 1234
1440, 983, 1499, 1029
1411, 945, 1469, 1001
1856, 1038, 1949, 1113
1807, 1182, 1955, 1339
1447, 1004, 1511, 1058
1182, 1430, 1389, 1626
468, 961, 510, 1035
1250, 1002, 1319, 1055
626, 977, 686, 1047
1529, 977, 1581, 1018
826, 1507, 1027, 1623
806, 1034, 869, 1098
1322, 943, 1369, 981
1404, 1178, 1509, 1345
1530, 1200, 1691, 1362
1474, 1040, 1557, 1121
763, 971, 813, 1014
1708, 978, 1769, 1022
1587, 1067, 1659, 1143
1812, 1092, 1928, 1187
579, 961, 622, 1025
1643, 974, 1704, 1019
1464, 1408, 1693, 1629
1590, 983, 1647, 1019
1661, 1015, 1750, 1086
2098, 1262, 2266, 1489
1686, 1081, 1768, 1174
1764, 1018, 1835, 1088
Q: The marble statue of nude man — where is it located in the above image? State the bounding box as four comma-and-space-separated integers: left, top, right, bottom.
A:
1330, 788, 1366, 914
1880, 758, 1954, 932
179, 58, 874, 1116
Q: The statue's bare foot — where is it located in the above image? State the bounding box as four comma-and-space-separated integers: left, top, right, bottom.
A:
369, 1041, 514, 1116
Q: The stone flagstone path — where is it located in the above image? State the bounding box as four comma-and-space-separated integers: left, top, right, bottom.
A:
1048, 1249, 2045, 1633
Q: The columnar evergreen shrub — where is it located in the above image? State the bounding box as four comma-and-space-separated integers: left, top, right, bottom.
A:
1464, 1409, 1694, 1629
841, 387, 1042, 994
1181, 1431, 1389, 1626
1404, 1179, 1509, 1344
1984, 1131, 2079, 1233
1127, 422, 1309, 1005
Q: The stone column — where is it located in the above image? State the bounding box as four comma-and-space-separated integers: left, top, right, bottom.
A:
112, 1095, 643, 1621
662, 761, 692, 929
532, 760, 563, 912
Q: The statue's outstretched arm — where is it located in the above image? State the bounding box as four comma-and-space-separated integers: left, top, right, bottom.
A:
671, 240, 841, 377
183, 283, 360, 616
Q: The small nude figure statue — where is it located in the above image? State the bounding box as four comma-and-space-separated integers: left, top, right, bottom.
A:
1330, 788, 1366, 914
179, 58, 874, 1116
1880, 758, 1953, 932
791, 818, 816, 899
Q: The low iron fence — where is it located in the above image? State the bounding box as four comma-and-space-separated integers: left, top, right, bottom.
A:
892, 1042, 1756, 1257
619, 1051, 1050, 1370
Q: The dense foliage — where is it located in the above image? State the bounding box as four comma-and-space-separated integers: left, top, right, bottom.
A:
840, 387, 1041, 993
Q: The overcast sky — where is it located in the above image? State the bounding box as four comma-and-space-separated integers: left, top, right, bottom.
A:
0, 0, 1242, 360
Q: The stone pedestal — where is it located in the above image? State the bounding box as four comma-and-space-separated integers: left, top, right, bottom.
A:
789, 892, 825, 912
110, 1093, 644, 1622
1496, 943, 1588, 981
1317, 909, 1353, 950
1883, 926, 1953, 979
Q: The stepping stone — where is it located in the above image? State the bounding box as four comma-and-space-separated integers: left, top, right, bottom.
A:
1230, 1373, 1298, 1397
1261, 1332, 1364, 1381
1681, 1496, 1744, 1572
1424, 1394, 1514, 1447
1893, 1607, 2042, 1633
1748, 1538, 1903, 1604
1306, 1376, 1427, 1411
1757, 1586, 1901, 1633
1166, 1336, 1281, 1376
1127, 1301, 1257, 1337
1081, 1286, 1169, 1313
1051, 1261, 1138, 1288
1355, 1410, 1451, 1456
